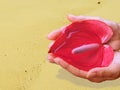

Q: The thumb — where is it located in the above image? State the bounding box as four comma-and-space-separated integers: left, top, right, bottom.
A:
87, 63, 120, 79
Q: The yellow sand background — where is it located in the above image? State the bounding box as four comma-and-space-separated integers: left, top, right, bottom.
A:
0, 0, 120, 90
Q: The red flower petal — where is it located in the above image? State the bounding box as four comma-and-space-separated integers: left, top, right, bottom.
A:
49, 20, 114, 71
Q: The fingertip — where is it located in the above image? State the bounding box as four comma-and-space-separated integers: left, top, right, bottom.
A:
67, 14, 76, 18
47, 34, 50, 39
48, 41, 55, 49
67, 14, 77, 22
47, 33, 53, 40
48, 31, 58, 40
47, 53, 56, 63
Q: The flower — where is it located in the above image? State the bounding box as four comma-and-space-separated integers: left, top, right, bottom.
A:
49, 20, 114, 71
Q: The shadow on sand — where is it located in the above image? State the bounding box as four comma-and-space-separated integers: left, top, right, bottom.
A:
56, 68, 120, 89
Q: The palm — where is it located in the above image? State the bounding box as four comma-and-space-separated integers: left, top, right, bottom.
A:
47, 15, 120, 83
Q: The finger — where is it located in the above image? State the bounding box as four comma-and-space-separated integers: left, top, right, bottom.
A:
87, 68, 109, 82
48, 41, 55, 49
106, 64, 120, 79
54, 57, 88, 78
87, 67, 111, 78
108, 40, 120, 51
67, 14, 119, 31
47, 26, 67, 40
67, 14, 87, 22
88, 72, 119, 82
67, 14, 103, 23
47, 53, 56, 63
87, 64, 120, 80
87, 67, 112, 82
88, 77, 107, 83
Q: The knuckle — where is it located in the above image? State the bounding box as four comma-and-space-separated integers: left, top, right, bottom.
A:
109, 72, 120, 80
112, 73, 120, 79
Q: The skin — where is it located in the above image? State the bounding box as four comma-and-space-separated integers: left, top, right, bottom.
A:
47, 14, 120, 83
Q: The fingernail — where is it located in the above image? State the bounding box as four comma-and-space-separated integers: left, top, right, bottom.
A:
89, 73, 97, 78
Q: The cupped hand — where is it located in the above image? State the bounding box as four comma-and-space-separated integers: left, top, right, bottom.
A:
47, 15, 120, 83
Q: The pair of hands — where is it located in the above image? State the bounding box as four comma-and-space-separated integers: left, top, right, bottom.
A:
47, 14, 120, 83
